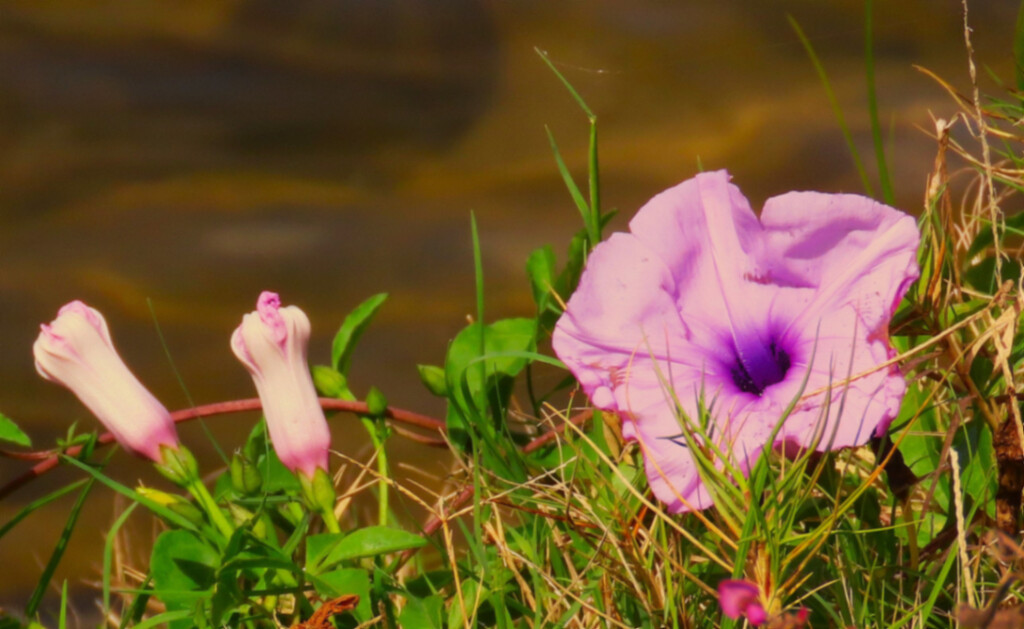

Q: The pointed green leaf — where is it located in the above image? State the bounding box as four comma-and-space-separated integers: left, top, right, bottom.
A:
332, 293, 389, 375
0, 413, 30, 447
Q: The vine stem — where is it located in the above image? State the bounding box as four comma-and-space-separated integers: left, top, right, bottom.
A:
0, 401, 593, 502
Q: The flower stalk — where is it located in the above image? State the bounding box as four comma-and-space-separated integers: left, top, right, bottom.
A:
155, 444, 235, 538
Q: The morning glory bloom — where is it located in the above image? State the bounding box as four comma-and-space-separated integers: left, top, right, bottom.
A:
231, 291, 331, 479
552, 170, 919, 512
34, 301, 179, 462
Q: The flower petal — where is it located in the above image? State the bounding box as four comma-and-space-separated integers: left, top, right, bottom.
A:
759, 191, 920, 340
553, 232, 709, 414
758, 192, 919, 449
718, 580, 762, 621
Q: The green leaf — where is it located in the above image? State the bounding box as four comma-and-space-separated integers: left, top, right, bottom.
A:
150, 530, 220, 618
0, 413, 30, 447
444, 318, 538, 446
447, 578, 484, 628
526, 246, 557, 314
309, 527, 426, 572
305, 532, 344, 569
332, 293, 389, 375
399, 594, 445, 629
315, 568, 373, 622
966, 212, 1024, 261
953, 418, 997, 516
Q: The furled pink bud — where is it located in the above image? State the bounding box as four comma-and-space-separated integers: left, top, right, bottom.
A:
718, 580, 767, 626
231, 292, 331, 478
33, 301, 179, 462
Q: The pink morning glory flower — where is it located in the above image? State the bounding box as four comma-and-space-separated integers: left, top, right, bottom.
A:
231, 291, 331, 478
552, 170, 919, 512
718, 580, 767, 626
34, 301, 179, 462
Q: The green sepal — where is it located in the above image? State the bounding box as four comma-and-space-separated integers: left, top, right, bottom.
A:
227, 503, 269, 539
229, 452, 263, 496
154, 445, 199, 487
299, 467, 337, 516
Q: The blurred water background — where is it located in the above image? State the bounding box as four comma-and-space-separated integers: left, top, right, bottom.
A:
0, 0, 1018, 621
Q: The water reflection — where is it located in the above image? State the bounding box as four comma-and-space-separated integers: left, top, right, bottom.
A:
0, 0, 1017, 619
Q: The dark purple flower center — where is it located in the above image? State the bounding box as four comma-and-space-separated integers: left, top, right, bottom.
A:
730, 339, 791, 396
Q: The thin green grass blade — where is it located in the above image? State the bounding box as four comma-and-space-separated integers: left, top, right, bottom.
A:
1015, 0, 1024, 91
588, 119, 602, 242
131, 609, 194, 629
118, 576, 153, 629
0, 478, 88, 540
60, 455, 204, 535
545, 126, 595, 240
536, 47, 602, 245
789, 15, 874, 197
58, 581, 68, 629
535, 48, 594, 118
148, 298, 227, 464
470, 213, 488, 407
864, 0, 894, 204
26, 478, 96, 617
103, 502, 139, 614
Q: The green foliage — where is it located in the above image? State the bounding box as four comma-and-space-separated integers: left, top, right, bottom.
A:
307, 527, 426, 573
331, 292, 389, 375
0, 413, 30, 447
444, 318, 537, 455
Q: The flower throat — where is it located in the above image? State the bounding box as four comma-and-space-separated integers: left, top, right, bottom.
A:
730, 340, 791, 396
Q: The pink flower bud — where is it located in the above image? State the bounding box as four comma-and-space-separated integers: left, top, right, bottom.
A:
231, 292, 330, 478
33, 301, 179, 462
718, 579, 767, 626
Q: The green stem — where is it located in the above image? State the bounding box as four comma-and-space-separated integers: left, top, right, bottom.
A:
320, 508, 341, 534
185, 476, 234, 538
361, 416, 389, 526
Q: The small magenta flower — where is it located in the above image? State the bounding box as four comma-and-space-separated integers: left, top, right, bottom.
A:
553, 170, 920, 511
718, 580, 767, 626
34, 301, 179, 461
231, 292, 331, 479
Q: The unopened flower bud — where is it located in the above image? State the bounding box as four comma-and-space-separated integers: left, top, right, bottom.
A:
137, 486, 205, 526
230, 452, 263, 496
34, 301, 179, 462
312, 365, 351, 399
365, 386, 388, 418
153, 444, 199, 487
299, 467, 337, 516
231, 292, 332, 480
416, 364, 447, 397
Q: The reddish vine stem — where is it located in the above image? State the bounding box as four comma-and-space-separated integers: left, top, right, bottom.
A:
0, 399, 594, 502
0, 397, 445, 501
